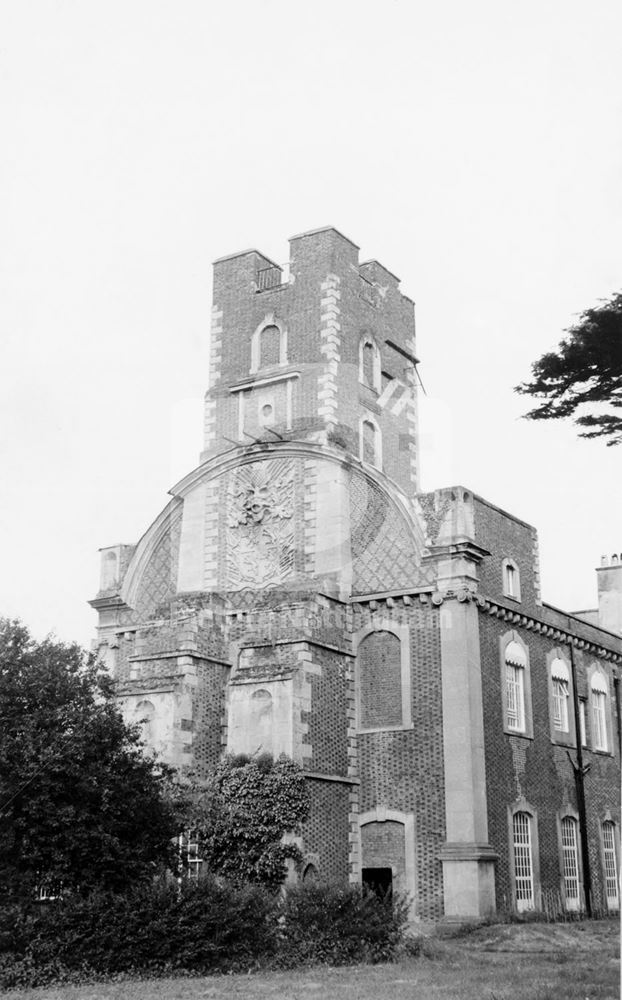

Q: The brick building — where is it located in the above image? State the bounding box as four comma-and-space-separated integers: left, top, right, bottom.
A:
91, 227, 621, 923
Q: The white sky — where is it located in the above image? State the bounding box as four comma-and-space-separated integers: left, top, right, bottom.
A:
1, 0, 621, 648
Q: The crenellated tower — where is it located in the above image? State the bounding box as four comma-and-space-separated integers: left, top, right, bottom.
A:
90, 226, 621, 927
203, 226, 419, 490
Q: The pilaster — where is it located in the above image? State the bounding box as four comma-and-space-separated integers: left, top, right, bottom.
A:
439, 596, 497, 918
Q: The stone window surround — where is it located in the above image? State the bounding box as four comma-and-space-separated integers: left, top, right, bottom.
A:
587, 663, 613, 755
231, 370, 299, 440
502, 557, 521, 602
358, 334, 381, 393
353, 621, 412, 733
507, 799, 541, 913
358, 412, 382, 470
250, 313, 288, 374
547, 648, 576, 747
556, 806, 583, 912
358, 807, 416, 918
600, 814, 620, 912
499, 631, 534, 740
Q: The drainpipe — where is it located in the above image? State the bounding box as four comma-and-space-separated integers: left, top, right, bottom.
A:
569, 641, 592, 916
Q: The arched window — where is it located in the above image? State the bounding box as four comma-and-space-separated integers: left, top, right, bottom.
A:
590, 670, 609, 752
250, 688, 274, 756
250, 317, 287, 372
359, 416, 382, 468
551, 658, 570, 733
560, 816, 581, 910
602, 821, 619, 911
258, 325, 281, 368
135, 699, 156, 746
512, 811, 535, 911
302, 863, 319, 884
505, 641, 526, 732
359, 337, 381, 391
356, 626, 411, 730
502, 558, 521, 601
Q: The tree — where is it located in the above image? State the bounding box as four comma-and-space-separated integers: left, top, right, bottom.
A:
0, 619, 178, 900
173, 753, 309, 891
516, 291, 622, 445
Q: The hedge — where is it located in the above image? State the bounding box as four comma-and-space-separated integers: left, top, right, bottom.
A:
0, 878, 408, 988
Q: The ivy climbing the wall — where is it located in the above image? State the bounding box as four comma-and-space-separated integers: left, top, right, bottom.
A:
173, 753, 310, 892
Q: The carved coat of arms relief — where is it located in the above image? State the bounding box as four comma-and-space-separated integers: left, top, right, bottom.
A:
225, 459, 296, 588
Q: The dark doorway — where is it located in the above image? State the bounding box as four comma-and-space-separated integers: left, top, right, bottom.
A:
362, 866, 393, 899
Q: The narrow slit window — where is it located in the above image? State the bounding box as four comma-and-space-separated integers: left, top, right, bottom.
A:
360, 418, 381, 468
502, 559, 521, 601
359, 337, 381, 391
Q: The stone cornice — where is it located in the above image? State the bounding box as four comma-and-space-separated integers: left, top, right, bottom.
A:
88, 594, 130, 613
235, 636, 353, 657
349, 588, 622, 663
475, 595, 622, 662
437, 842, 499, 863
303, 771, 360, 785
422, 538, 491, 563
228, 369, 301, 393
351, 585, 435, 604
128, 650, 231, 667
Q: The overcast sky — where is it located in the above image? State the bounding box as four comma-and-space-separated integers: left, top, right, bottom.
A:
1, 0, 621, 649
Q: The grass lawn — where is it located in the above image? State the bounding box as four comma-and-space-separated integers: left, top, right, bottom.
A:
6, 920, 619, 1000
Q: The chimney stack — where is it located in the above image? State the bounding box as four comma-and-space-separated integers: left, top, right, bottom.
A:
596, 553, 622, 635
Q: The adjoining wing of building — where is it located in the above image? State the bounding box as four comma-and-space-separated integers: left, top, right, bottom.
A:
90, 227, 621, 924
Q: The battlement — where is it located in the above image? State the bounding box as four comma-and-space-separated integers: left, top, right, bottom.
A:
212, 227, 410, 302
600, 553, 622, 568
205, 227, 419, 494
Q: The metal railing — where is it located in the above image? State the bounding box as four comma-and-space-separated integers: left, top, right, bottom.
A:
256, 266, 283, 291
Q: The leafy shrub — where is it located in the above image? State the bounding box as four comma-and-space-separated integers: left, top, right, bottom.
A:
0, 878, 409, 987
0, 875, 279, 988
279, 882, 409, 966
0, 619, 178, 902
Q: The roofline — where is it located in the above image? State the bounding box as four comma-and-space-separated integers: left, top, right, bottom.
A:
212, 248, 282, 269
541, 600, 622, 644
471, 492, 536, 531
360, 258, 401, 284
288, 225, 360, 249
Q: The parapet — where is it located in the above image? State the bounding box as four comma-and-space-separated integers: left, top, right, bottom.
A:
359, 259, 401, 290
96, 544, 135, 596
600, 553, 622, 568
211, 227, 410, 301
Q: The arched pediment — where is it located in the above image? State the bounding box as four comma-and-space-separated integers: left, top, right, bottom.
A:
118, 441, 429, 616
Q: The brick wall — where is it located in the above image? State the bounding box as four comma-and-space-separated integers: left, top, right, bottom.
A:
361, 820, 405, 880
303, 646, 349, 775
478, 609, 620, 912
353, 599, 445, 921
302, 778, 350, 883
359, 631, 402, 728
474, 496, 540, 611
204, 228, 418, 494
